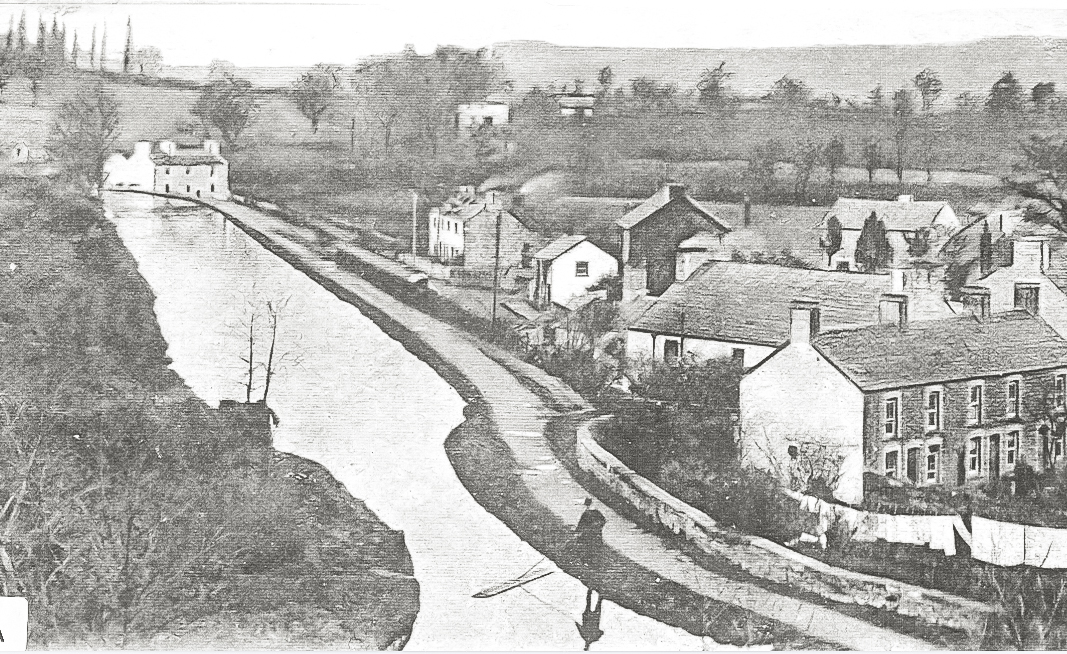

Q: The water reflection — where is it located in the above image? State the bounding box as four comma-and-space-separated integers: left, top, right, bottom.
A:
577, 588, 605, 651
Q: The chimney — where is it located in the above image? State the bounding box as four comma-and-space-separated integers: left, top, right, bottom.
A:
665, 183, 687, 201
789, 300, 820, 345
890, 269, 905, 293
203, 139, 221, 155
158, 140, 176, 156
1012, 237, 1050, 274
961, 285, 991, 321
133, 141, 151, 157
879, 293, 909, 329
897, 194, 914, 203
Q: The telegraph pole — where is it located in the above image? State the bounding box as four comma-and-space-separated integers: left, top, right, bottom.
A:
491, 210, 502, 328
410, 190, 418, 263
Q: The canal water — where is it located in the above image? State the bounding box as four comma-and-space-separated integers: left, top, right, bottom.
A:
104, 194, 708, 651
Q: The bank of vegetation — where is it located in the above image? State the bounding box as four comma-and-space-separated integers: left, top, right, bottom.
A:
0, 72, 419, 647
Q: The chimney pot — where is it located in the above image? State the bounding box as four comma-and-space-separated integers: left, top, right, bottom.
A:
666, 183, 686, 201
1013, 237, 1050, 274
789, 300, 820, 345
890, 269, 905, 293
879, 293, 909, 329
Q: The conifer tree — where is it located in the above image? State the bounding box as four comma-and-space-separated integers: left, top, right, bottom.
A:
16, 11, 26, 52
36, 16, 46, 55
854, 211, 893, 272
99, 25, 106, 71
4, 15, 12, 52
122, 18, 132, 74
71, 31, 78, 68
89, 25, 96, 68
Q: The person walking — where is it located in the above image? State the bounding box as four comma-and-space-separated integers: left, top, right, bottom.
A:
574, 497, 606, 573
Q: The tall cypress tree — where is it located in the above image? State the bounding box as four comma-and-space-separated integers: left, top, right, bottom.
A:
89, 25, 96, 68
5, 15, 12, 52
70, 31, 78, 68
16, 11, 26, 52
36, 17, 46, 55
99, 24, 106, 71
122, 17, 132, 74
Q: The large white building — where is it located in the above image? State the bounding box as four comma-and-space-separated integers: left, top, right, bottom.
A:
104, 140, 230, 200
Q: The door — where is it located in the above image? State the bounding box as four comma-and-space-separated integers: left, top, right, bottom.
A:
906, 447, 920, 483
990, 434, 1001, 479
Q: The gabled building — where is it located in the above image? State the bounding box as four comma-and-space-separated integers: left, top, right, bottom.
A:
625, 262, 955, 368
103, 139, 230, 200
427, 187, 544, 274
617, 183, 731, 301
529, 234, 618, 310
820, 195, 961, 271
970, 237, 1067, 340
740, 306, 1067, 504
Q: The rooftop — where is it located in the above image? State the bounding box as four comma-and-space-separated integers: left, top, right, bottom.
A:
616, 184, 731, 231
822, 197, 951, 232
534, 234, 587, 260
151, 153, 226, 166
813, 311, 1067, 391
629, 261, 893, 346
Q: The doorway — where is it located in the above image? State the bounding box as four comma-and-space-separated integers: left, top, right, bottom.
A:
906, 447, 921, 483
990, 434, 1001, 479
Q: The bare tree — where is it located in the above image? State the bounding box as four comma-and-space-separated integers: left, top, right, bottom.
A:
47, 83, 122, 191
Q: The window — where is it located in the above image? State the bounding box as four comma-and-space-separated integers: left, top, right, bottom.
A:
1007, 380, 1020, 417
575, 261, 589, 277
1007, 431, 1019, 465
731, 348, 745, 367
164, 184, 169, 193
1057, 374, 1066, 408
927, 444, 941, 482
969, 384, 984, 424
663, 338, 680, 365
969, 436, 983, 474
210, 184, 215, 192
884, 397, 899, 438
926, 390, 941, 431
1015, 284, 1040, 315
884, 450, 899, 478
210, 166, 215, 177
185, 185, 190, 193
165, 167, 171, 174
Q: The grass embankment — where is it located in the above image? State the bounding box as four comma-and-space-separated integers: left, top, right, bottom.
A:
0, 179, 417, 649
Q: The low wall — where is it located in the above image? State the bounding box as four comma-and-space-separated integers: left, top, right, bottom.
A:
577, 416, 992, 633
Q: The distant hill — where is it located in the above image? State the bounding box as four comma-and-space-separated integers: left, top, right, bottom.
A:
162, 65, 316, 88
490, 37, 1067, 103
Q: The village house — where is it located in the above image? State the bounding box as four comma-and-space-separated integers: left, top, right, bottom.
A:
427, 186, 543, 274
625, 263, 955, 368
455, 102, 510, 130
103, 140, 230, 200
969, 237, 1067, 339
617, 183, 731, 301
529, 235, 618, 310
740, 304, 1067, 504
821, 195, 962, 271
9, 141, 29, 164
554, 93, 596, 120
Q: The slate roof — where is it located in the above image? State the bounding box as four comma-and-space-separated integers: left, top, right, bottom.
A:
813, 311, 1067, 391
677, 229, 769, 255
822, 198, 951, 232
629, 262, 892, 345
151, 153, 226, 166
438, 200, 539, 233
535, 234, 587, 260
616, 184, 731, 231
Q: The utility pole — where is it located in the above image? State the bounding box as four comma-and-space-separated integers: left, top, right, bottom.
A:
350, 118, 356, 152
491, 210, 502, 328
410, 190, 418, 263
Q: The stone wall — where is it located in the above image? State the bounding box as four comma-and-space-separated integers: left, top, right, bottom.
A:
577, 415, 992, 633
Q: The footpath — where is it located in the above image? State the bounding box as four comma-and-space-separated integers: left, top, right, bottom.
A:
124, 192, 942, 650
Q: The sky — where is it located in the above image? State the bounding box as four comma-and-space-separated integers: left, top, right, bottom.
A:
5, 0, 1067, 67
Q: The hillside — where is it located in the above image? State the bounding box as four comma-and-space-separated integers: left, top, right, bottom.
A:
491, 37, 1067, 102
